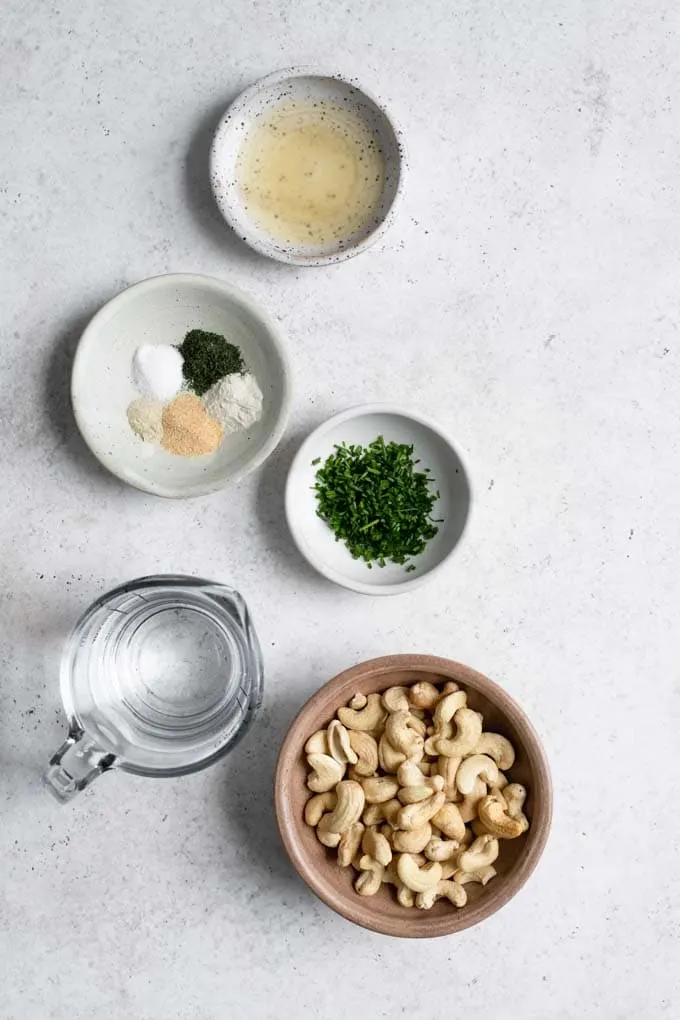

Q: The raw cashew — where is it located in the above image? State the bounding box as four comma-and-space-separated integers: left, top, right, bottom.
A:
316, 814, 342, 847
398, 776, 444, 805
475, 732, 516, 770
459, 777, 487, 822
362, 798, 401, 827
385, 711, 425, 758
436, 708, 483, 758
304, 729, 329, 755
478, 794, 528, 839
504, 783, 528, 820
327, 720, 358, 765
362, 776, 399, 804
304, 791, 337, 827
455, 754, 499, 796
382, 686, 411, 713
433, 690, 468, 729
436, 755, 461, 799
306, 753, 345, 793
424, 837, 460, 862
362, 827, 392, 867
397, 854, 443, 892
338, 693, 386, 732
417, 761, 432, 776
431, 802, 466, 841
378, 735, 406, 773
355, 855, 384, 896
489, 769, 509, 791
337, 822, 365, 867
454, 865, 497, 886
408, 681, 441, 710
397, 761, 428, 788
397, 791, 446, 831
441, 681, 461, 695
457, 834, 500, 872
348, 692, 367, 710
392, 823, 432, 854
416, 880, 467, 910
324, 780, 365, 834
397, 885, 415, 908
347, 731, 379, 776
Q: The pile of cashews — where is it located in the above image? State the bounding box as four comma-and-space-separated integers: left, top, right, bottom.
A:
303, 680, 530, 909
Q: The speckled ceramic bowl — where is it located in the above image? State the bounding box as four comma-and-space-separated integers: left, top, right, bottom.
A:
210, 67, 405, 266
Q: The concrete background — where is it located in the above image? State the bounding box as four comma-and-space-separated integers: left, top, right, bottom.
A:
1, 0, 679, 1016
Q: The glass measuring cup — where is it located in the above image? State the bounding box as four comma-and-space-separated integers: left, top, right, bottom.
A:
44, 575, 263, 802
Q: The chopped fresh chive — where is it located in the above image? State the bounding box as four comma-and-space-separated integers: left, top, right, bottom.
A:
312, 435, 440, 571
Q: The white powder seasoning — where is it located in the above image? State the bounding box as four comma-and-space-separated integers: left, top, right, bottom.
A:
203, 372, 263, 434
132, 344, 184, 401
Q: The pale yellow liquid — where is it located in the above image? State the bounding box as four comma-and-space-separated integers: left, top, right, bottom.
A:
236, 100, 386, 248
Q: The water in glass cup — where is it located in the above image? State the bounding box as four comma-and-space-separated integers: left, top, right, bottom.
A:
44, 575, 263, 801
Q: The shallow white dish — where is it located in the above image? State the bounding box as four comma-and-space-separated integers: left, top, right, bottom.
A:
210, 67, 405, 266
72, 274, 291, 498
285, 406, 471, 595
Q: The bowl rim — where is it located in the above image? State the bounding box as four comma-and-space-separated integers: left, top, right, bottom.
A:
284, 404, 472, 595
71, 272, 293, 498
209, 66, 406, 267
274, 654, 553, 938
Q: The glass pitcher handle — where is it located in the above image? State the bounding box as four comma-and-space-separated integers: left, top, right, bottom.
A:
44, 727, 116, 803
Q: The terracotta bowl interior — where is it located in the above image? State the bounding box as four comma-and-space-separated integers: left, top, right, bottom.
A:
274, 655, 552, 938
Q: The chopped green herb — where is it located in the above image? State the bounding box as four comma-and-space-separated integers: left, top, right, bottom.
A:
311, 457, 321, 465
313, 435, 440, 570
178, 329, 244, 396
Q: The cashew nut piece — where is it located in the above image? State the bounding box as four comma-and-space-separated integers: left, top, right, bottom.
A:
433, 690, 468, 730
416, 880, 467, 910
348, 692, 367, 710
454, 865, 497, 886
457, 834, 500, 872
408, 680, 441, 710
397, 791, 446, 831
392, 823, 433, 854
455, 754, 499, 796
504, 783, 528, 820
397, 776, 444, 805
397, 885, 416, 908
362, 798, 401, 827
424, 837, 460, 862
355, 854, 385, 896
362, 776, 399, 804
337, 693, 386, 732
326, 719, 359, 765
347, 731, 379, 777
362, 827, 393, 867
382, 686, 411, 713
397, 761, 428, 788
378, 735, 407, 773
306, 753, 345, 793
441, 680, 461, 695
323, 780, 365, 834
397, 853, 443, 892
431, 802, 466, 841
337, 822, 365, 867
435, 708, 483, 758
478, 794, 528, 839
489, 769, 509, 791
475, 732, 516, 771
385, 711, 425, 758
459, 777, 488, 823
417, 761, 432, 776
304, 729, 329, 755
436, 755, 462, 800
316, 814, 342, 847
304, 791, 337, 827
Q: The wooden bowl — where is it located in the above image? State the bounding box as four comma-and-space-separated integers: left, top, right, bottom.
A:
274, 655, 552, 938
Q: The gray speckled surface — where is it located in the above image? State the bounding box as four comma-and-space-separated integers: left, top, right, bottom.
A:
1, 1, 679, 1017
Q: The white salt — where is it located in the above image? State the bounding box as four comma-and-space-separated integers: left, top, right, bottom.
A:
132, 344, 184, 402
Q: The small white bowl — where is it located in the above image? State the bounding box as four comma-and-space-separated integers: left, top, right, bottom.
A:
72, 273, 292, 498
285, 406, 471, 595
210, 67, 405, 266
